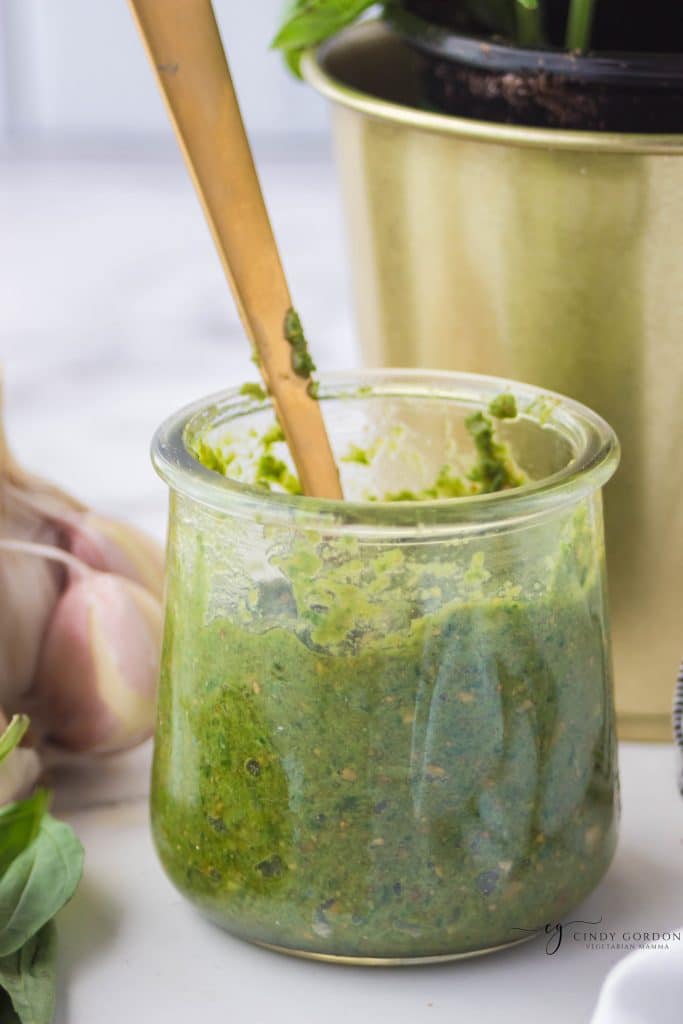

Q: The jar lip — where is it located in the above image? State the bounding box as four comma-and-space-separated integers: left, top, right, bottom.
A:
151, 369, 619, 535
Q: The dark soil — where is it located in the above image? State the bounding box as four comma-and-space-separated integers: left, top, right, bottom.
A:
404, 0, 683, 53
398, 1, 683, 131
427, 57, 683, 131
431, 61, 601, 130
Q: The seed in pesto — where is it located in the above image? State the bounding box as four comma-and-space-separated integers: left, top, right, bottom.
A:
284, 308, 316, 378
256, 856, 283, 878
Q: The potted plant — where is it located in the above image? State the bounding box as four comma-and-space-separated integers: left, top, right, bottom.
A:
273, 1, 683, 741
274, 1, 683, 129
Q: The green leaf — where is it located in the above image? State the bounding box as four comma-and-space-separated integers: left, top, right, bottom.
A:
565, 0, 596, 50
0, 921, 57, 1024
514, 0, 545, 46
272, 0, 376, 76
0, 816, 83, 958
0, 718, 30, 767
0, 792, 49, 877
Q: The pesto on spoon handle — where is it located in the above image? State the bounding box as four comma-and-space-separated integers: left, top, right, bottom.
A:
128, 0, 343, 500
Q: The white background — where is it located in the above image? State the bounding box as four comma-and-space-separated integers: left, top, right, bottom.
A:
0, 0, 328, 150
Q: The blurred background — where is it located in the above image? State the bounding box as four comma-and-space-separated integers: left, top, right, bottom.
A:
0, 0, 327, 148
0, 0, 355, 537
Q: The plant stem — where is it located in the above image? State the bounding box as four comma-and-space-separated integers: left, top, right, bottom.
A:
514, 0, 545, 48
565, 0, 596, 51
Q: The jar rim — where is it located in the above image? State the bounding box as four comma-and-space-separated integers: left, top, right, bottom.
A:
151, 369, 619, 536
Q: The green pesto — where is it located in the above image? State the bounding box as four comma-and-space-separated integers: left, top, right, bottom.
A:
284, 308, 317, 378
255, 454, 302, 496
190, 439, 235, 477
342, 444, 372, 466
465, 411, 526, 493
188, 417, 302, 495
488, 392, 518, 420
191, 393, 526, 501
382, 465, 471, 502
151, 509, 618, 959
354, 395, 525, 501
240, 382, 267, 402
261, 424, 286, 447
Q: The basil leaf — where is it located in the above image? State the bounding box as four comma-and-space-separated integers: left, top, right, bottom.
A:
0, 921, 56, 1024
0, 718, 30, 766
0, 792, 49, 877
272, 0, 376, 74
0, 816, 83, 957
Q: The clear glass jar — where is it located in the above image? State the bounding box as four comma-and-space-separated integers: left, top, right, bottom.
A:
151, 369, 620, 964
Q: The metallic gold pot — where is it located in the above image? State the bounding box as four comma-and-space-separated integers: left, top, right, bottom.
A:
303, 22, 683, 741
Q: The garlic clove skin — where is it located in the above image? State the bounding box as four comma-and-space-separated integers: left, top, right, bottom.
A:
1, 377, 164, 757
0, 709, 41, 805
0, 381, 68, 710
0, 496, 62, 711
64, 513, 165, 600
32, 573, 162, 755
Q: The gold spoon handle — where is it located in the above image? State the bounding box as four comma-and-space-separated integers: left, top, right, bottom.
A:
129, 0, 343, 499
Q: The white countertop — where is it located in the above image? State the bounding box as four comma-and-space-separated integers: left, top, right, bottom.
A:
52, 743, 682, 1024
2, 151, 682, 1023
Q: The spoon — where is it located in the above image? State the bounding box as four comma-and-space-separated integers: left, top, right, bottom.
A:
128, 0, 343, 499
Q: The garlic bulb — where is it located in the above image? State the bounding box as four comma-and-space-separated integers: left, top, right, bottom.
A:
0, 401, 63, 710
33, 572, 161, 754
0, 376, 164, 757
64, 512, 165, 599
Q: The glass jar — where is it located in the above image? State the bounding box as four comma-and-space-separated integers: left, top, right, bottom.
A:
151, 369, 620, 964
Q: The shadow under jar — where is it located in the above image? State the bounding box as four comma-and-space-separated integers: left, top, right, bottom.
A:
150, 369, 620, 964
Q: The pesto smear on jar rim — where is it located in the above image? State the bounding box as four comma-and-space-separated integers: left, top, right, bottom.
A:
190, 387, 528, 501
154, 370, 619, 532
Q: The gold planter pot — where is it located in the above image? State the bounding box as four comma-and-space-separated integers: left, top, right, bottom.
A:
303, 22, 683, 741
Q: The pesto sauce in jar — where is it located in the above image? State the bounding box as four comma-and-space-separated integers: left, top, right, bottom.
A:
151, 509, 618, 959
